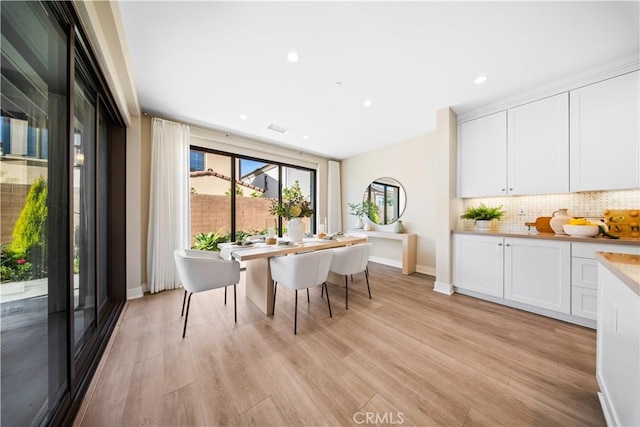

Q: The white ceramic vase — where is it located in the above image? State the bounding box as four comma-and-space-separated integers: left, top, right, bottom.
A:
550, 209, 571, 234
356, 217, 364, 229
287, 218, 305, 243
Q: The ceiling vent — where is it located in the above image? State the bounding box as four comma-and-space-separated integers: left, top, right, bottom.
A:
267, 123, 289, 134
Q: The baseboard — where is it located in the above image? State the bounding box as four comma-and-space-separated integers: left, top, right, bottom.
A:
434, 281, 454, 295
454, 287, 597, 329
597, 391, 615, 427
416, 265, 436, 276
369, 256, 401, 269
126, 286, 144, 300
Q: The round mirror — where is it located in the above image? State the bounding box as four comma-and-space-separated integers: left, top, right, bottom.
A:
362, 177, 406, 225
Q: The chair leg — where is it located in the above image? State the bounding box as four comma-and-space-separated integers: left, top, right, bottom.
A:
324, 282, 332, 318
182, 292, 193, 338
351, 274, 354, 282
233, 284, 237, 323
294, 289, 298, 335
273, 282, 278, 315
345, 275, 349, 310
181, 289, 187, 316
307, 288, 310, 303
365, 270, 372, 299
224, 286, 227, 305
321, 283, 324, 298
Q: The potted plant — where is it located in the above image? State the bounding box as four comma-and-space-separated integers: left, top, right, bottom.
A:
460, 203, 505, 231
348, 201, 371, 229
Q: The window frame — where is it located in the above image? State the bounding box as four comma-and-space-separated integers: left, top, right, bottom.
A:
188, 147, 317, 238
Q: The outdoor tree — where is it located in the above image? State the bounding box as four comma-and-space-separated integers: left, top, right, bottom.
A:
10, 176, 48, 255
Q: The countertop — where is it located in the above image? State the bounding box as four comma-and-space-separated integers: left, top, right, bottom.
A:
596, 252, 640, 296
452, 229, 640, 247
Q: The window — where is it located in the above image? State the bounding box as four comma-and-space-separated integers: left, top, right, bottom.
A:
188, 148, 316, 246
190, 150, 204, 171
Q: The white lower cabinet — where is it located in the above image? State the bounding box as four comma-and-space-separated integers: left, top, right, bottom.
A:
452, 234, 504, 297
571, 243, 640, 321
572, 286, 598, 320
453, 234, 581, 322
453, 234, 571, 312
453, 234, 640, 325
504, 238, 571, 314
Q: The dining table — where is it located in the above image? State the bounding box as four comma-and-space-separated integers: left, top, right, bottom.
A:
219, 234, 368, 315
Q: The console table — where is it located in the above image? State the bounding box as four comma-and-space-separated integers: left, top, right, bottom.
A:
350, 230, 417, 275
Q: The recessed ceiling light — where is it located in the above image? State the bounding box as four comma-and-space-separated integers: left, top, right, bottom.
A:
363, 99, 373, 107
239, 114, 247, 120
303, 135, 309, 139
335, 81, 342, 87
287, 51, 299, 63
474, 75, 488, 85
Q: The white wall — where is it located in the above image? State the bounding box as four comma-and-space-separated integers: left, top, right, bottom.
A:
341, 108, 458, 283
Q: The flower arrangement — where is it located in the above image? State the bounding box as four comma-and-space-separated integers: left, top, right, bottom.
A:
269, 181, 314, 220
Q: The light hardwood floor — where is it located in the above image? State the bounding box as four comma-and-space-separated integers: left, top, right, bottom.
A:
74, 263, 605, 426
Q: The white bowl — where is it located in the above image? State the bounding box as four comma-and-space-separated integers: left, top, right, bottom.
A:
563, 224, 600, 237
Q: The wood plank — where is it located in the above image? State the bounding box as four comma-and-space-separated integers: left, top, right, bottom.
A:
121, 355, 164, 426
76, 263, 604, 427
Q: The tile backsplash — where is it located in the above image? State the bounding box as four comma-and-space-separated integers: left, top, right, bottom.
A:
459, 189, 640, 232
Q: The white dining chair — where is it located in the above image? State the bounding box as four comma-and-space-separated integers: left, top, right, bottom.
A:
328, 243, 372, 309
269, 250, 333, 334
174, 249, 241, 338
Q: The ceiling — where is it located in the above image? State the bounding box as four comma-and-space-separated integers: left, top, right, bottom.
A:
118, 1, 639, 160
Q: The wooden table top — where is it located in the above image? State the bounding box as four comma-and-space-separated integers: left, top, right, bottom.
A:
220, 235, 368, 262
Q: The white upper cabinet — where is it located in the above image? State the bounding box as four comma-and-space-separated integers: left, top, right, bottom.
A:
570, 71, 640, 192
458, 111, 507, 198
507, 93, 569, 195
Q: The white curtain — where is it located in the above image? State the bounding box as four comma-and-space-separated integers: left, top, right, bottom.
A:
327, 160, 343, 233
147, 118, 190, 293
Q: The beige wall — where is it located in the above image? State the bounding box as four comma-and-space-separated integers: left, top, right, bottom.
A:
341, 108, 459, 284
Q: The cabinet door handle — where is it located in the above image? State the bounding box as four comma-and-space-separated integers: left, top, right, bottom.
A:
498, 243, 503, 246
509, 188, 513, 191
505, 244, 511, 247
501, 188, 506, 192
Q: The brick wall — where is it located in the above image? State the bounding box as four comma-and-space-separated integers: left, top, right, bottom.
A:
1, 183, 29, 246
190, 194, 277, 241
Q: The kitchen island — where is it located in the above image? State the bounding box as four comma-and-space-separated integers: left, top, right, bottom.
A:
596, 252, 639, 427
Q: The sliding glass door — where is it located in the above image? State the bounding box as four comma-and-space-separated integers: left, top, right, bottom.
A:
73, 70, 97, 353
1, 2, 126, 424
0, 2, 69, 425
